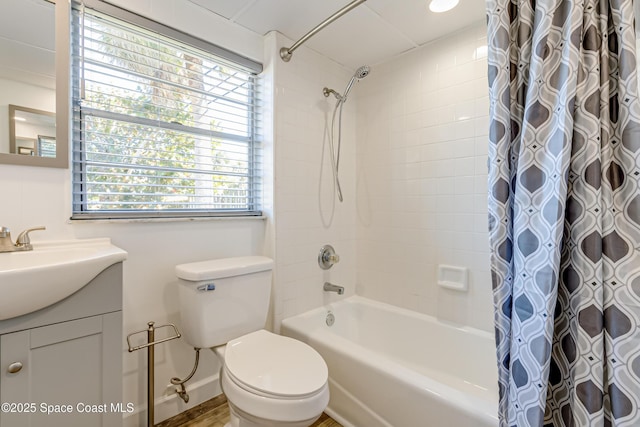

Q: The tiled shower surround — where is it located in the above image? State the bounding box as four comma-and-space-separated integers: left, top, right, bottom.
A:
268, 23, 492, 333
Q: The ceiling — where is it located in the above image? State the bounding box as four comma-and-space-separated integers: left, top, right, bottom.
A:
188, 0, 486, 69
2, 0, 638, 87
0, 0, 485, 89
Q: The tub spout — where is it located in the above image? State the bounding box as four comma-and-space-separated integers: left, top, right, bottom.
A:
324, 282, 344, 295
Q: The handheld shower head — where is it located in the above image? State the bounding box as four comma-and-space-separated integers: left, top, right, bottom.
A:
341, 65, 370, 103
322, 65, 371, 103
323, 65, 371, 203
354, 65, 370, 79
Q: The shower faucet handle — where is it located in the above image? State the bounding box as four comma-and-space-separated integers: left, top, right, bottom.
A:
319, 245, 340, 270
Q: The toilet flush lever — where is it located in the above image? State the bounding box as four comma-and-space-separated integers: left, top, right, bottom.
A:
318, 245, 340, 270
197, 283, 216, 292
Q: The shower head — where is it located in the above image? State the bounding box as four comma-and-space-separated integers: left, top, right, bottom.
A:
342, 65, 370, 102
354, 65, 370, 79
322, 65, 371, 102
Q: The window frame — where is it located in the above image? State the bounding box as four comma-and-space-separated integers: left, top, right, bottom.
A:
70, 0, 263, 220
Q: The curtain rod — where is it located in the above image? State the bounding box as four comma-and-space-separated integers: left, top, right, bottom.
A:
279, 0, 367, 62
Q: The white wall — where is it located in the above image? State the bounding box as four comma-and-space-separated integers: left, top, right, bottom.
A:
355, 22, 493, 332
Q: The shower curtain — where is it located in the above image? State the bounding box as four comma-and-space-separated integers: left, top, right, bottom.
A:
487, 0, 640, 426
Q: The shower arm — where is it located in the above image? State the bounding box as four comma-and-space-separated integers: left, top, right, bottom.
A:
279, 0, 367, 62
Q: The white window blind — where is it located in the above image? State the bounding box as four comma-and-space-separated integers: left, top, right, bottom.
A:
71, 5, 262, 219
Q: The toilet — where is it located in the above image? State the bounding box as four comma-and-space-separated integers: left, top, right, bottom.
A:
175, 256, 329, 427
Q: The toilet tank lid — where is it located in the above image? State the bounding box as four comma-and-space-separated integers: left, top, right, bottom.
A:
176, 256, 273, 281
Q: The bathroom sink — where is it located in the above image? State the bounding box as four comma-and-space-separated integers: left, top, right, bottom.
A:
0, 238, 127, 321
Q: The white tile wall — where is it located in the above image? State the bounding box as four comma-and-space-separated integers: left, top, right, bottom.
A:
355, 22, 494, 332
266, 32, 358, 330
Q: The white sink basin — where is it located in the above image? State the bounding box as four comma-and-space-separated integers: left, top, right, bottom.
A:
0, 238, 127, 321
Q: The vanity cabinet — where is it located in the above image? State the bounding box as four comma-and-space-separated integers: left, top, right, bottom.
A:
0, 263, 123, 427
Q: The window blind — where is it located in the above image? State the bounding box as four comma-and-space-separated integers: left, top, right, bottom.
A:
71, 6, 262, 219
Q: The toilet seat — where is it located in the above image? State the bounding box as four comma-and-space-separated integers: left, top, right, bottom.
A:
218, 330, 330, 424
224, 330, 328, 398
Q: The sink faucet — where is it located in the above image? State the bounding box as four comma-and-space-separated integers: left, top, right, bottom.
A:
0, 226, 46, 253
323, 282, 344, 295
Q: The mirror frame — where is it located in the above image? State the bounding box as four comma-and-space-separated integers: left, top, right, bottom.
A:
0, 0, 69, 168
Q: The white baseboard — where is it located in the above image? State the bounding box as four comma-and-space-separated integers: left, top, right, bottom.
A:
325, 407, 355, 427
123, 374, 222, 426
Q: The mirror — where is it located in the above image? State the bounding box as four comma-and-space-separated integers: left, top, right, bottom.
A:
9, 105, 56, 157
0, 0, 69, 168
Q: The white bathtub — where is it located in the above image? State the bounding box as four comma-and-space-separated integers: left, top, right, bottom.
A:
281, 296, 498, 427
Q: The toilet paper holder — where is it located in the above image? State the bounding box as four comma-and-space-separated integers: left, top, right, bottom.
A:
127, 322, 181, 427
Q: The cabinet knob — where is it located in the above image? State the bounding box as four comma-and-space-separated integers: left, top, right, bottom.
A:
7, 362, 23, 374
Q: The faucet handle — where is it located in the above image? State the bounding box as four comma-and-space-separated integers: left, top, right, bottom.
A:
0, 227, 9, 238
15, 226, 46, 248
319, 244, 340, 270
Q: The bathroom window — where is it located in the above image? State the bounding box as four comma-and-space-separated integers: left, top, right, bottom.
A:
70, 2, 262, 219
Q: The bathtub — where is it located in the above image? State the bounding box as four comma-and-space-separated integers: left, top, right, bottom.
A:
281, 296, 498, 427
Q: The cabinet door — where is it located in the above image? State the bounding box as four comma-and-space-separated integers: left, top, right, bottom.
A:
0, 312, 122, 427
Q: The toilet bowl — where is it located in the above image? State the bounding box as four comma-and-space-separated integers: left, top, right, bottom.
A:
214, 330, 329, 427
175, 256, 330, 427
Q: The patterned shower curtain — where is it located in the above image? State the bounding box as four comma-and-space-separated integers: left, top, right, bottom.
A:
487, 0, 640, 426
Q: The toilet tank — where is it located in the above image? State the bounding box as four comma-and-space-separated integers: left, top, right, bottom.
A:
175, 256, 273, 349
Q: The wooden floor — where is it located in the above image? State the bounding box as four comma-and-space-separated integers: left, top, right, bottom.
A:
157, 394, 342, 427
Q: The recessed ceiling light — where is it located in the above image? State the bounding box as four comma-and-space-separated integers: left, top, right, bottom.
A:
429, 0, 459, 13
